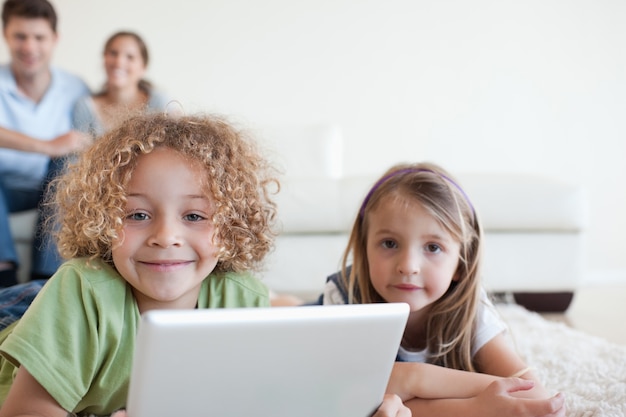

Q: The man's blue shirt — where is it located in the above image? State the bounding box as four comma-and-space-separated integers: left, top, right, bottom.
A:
0, 64, 89, 189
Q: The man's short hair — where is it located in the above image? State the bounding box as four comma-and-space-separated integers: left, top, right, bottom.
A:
2, 0, 57, 32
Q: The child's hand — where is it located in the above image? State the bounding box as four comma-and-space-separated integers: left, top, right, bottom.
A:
474, 378, 566, 417
371, 394, 411, 417
506, 370, 560, 402
110, 410, 127, 417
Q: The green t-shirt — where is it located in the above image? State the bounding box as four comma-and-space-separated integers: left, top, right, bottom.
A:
0, 258, 269, 416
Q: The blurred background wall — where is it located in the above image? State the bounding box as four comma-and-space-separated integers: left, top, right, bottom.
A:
2, 0, 624, 284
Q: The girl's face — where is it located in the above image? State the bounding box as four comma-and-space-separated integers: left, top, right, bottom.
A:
112, 148, 219, 312
365, 197, 461, 314
104, 35, 146, 90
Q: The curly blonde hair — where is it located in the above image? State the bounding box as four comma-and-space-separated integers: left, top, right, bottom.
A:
340, 162, 483, 371
50, 113, 279, 273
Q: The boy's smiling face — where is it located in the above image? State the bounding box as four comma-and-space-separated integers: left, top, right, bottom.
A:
112, 147, 219, 312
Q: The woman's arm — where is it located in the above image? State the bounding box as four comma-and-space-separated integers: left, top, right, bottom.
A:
0, 366, 68, 417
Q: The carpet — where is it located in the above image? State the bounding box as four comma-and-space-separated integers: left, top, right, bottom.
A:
496, 304, 626, 417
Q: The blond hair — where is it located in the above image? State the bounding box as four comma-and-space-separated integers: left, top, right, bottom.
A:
341, 162, 482, 371
50, 113, 278, 273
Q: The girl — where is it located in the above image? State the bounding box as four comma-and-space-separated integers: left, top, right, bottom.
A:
0, 113, 277, 416
72, 31, 173, 138
317, 162, 566, 416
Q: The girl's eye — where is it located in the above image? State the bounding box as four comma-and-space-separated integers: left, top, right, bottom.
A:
381, 239, 397, 249
184, 213, 206, 222
426, 243, 442, 253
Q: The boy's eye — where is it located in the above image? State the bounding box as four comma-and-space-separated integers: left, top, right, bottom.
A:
184, 213, 206, 222
381, 239, 397, 249
126, 212, 149, 221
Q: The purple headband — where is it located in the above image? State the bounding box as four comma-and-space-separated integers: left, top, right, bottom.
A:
358, 168, 475, 218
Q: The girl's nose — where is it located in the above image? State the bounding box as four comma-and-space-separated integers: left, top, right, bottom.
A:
148, 218, 183, 248
397, 251, 421, 276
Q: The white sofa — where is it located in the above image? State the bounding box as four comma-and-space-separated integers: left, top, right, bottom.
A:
9, 125, 586, 311
8, 210, 38, 284
256, 125, 586, 311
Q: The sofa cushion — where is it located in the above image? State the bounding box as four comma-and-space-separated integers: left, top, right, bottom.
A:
456, 173, 585, 232
257, 124, 343, 178
275, 175, 374, 233
274, 177, 343, 233
8, 210, 38, 242
276, 173, 586, 235
8, 210, 38, 283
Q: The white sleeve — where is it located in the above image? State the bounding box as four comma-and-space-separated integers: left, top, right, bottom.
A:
471, 289, 508, 357
322, 280, 347, 305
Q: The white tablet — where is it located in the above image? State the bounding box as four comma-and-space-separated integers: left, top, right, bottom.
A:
127, 303, 409, 417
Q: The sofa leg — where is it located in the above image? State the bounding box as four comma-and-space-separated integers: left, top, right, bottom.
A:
512, 291, 574, 312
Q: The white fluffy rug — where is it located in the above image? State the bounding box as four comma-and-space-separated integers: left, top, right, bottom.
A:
496, 304, 626, 417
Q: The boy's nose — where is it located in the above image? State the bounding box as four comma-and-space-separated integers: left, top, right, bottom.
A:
148, 219, 183, 248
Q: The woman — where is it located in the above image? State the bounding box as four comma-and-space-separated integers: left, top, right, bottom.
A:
73, 31, 173, 137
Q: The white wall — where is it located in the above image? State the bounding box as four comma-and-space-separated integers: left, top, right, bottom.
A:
2, 0, 625, 283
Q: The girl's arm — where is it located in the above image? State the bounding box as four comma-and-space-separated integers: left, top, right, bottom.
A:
404, 378, 566, 417
386, 335, 566, 417
389, 334, 560, 401
387, 361, 503, 401
474, 333, 556, 400
0, 366, 68, 417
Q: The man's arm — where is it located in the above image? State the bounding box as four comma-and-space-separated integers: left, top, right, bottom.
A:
0, 126, 91, 156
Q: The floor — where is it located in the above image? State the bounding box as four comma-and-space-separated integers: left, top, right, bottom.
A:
540, 284, 626, 346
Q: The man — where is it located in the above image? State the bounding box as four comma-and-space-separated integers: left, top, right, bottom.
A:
0, 0, 90, 286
